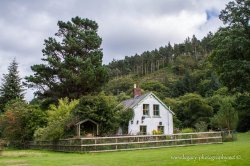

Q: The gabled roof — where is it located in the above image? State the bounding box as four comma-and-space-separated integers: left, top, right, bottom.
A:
75, 119, 99, 126
121, 92, 175, 115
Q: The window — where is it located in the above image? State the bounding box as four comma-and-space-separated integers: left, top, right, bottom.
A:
140, 126, 147, 135
153, 104, 160, 116
143, 104, 149, 116
157, 126, 164, 134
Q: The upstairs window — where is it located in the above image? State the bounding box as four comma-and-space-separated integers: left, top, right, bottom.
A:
153, 104, 160, 116
143, 104, 149, 116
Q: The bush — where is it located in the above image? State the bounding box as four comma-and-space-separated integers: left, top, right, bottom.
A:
0, 100, 46, 147
195, 121, 208, 132
34, 98, 79, 141
152, 130, 163, 135
180, 128, 194, 133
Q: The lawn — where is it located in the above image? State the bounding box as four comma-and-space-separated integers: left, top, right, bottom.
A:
0, 132, 250, 166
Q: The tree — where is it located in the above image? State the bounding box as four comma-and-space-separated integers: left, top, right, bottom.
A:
34, 98, 79, 141
236, 94, 250, 132
141, 81, 170, 99
211, 97, 238, 131
211, 0, 250, 92
219, 0, 250, 32
25, 17, 108, 101
105, 77, 134, 95
174, 93, 213, 128
73, 93, 132, 135
0, 100, 46, 147
0, 59, 24, 112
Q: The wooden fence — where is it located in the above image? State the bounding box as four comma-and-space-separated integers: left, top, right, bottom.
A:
29, 131, 222, 152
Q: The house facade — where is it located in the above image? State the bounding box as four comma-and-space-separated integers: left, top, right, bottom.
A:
121, 85, 174, 135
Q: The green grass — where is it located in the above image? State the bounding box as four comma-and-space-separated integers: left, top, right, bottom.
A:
1, 132, 250, 166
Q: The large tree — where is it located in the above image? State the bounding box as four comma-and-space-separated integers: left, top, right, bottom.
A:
0, 59, 24, 112
211, 0, 250, 92
211, 97, 238, 131
73, 93, 133, 136
25, 17, 108, 101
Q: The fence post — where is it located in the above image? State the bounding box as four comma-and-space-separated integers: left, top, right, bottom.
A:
95, 138, 97, 151
191, 134, 193, 144
116, 138, 118, 150
138, 137, 140, 148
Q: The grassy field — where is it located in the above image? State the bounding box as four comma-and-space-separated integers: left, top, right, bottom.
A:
0, 132, 249, 166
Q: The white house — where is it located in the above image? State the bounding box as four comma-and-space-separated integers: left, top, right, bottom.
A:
121, 84, 174, 135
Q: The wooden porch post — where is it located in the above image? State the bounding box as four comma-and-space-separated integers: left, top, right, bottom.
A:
97, 124, 99, 136
77, 124, 81, 137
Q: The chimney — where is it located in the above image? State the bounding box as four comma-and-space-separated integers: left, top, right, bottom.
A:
133, 84, 141, 98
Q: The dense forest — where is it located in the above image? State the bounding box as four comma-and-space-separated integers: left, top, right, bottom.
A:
107, 33, 213, 77
0, 0, 249, 147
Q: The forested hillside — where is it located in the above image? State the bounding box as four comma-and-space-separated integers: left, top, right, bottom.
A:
107, 33, 213, 77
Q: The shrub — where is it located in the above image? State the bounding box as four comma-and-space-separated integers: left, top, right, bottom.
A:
181, 128, 194, 133
195, 121, 208, 132
34, 98, 79, 141
0, 100, 46, 147
152, 130, 163, 135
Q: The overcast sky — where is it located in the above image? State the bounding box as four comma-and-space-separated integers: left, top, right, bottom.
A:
0, 0, 230, 101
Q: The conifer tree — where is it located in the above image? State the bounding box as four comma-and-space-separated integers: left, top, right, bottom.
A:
0, 59, 24, 111
25, 16, 108, 101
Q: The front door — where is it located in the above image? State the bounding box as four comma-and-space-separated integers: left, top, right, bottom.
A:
140, 125, 147, 135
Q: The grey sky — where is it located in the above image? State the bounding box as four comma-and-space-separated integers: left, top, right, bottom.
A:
0, 0, 230, 101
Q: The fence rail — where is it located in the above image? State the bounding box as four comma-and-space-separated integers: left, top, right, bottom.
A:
29, 132, 222, 152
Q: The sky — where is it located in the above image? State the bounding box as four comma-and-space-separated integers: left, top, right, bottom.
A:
0, 0, 230, 101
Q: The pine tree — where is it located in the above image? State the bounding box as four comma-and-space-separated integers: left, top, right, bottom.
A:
0, 59, 24, 112
25, 17, 108, 101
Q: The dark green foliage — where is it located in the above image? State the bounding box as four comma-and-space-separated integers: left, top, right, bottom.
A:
107, 34, 212, 77
25, 16, 108, 101
140, 81, 170, 98
172, 72, 197, 97
210, 97, 238, 131
172, 56, 198, 75
117, 92, 131, 102
211, 0, 250, 92
200, 32, 214, 54
105, 77, 134, 95
197, 73, 220, 97
168, 93, 213, 128
73, 93, 130, 135
0, 100, 46, 147
118, 108, 134, 134
0, 59, 24, 112
219, 0, 250, 30
236, 94, 250, 132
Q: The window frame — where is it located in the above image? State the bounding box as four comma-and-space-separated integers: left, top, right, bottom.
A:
143, 104, 149, 116
153, 104, 160, 116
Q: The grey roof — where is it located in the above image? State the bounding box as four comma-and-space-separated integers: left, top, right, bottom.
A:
121, 92, 151, 110
121, 92, 175, 115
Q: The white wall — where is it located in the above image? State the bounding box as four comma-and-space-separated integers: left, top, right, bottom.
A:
128, 94, 173, 135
